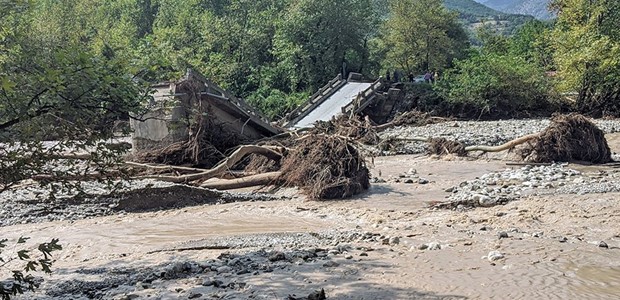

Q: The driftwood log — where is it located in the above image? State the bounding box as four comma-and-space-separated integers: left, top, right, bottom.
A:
136, 145, 284, 183
200, 172, 281, 190
464, 133, 540, 152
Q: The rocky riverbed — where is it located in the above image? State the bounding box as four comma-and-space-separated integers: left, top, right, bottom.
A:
379, 118, 620, 155
2, 119, 620, 299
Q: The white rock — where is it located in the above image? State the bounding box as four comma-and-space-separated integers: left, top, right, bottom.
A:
487, 251, 504, 261
474, 194, 495, 207
427, 242, 441, 250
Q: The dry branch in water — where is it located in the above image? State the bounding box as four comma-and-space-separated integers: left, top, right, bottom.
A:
200, 172, 281, 190
136, 145, 283, 183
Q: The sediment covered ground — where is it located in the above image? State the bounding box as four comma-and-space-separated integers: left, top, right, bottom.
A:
3, 119, 620, 299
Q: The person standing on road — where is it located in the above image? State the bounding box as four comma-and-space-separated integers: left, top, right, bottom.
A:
424, 71, 431, 83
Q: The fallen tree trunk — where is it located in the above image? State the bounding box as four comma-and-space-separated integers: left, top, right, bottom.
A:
125, 161, 211, 173
464, 133, 540, 152
200, 172, 281, 190
386, 134, 539, 154
136, 145, 283, 183
31, 171, 125, 182
389, 114, 610, 164
49, 153, 93, 160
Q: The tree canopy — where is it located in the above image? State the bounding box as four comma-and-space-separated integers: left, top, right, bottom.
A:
0, 0, 149, 191
382, 0, 469, 74
551, 0, 620, 116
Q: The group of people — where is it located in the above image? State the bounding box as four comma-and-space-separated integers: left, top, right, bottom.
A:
385, 70, 438, 84
423, 71, 438, 84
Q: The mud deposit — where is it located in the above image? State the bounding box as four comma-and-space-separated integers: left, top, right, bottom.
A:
2, 128, 620, 300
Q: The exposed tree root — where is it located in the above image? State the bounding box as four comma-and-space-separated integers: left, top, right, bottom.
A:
519, 114, 612, 163
279, 134, 369, 200
428, 138, 467, 156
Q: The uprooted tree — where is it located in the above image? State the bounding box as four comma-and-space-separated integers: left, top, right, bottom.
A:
414, 114, 612, 163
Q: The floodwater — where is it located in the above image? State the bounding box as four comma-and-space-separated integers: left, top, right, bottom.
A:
3, 154, 620, 299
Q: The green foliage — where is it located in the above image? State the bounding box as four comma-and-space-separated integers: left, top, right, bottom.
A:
247, 89, 309, 121
551, 0, 620, 116
444, 0, 506, 18
0, 238, 62, 299
510, 20, 554, 69
273, 0, 377, 91
381, 0, 469, 74
444, 0, 536, 39
0, 0, 150, 191
483, 0, 554, 20
437, 50, 551, 117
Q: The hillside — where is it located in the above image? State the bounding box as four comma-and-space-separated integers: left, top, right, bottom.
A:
443, 0, 535, 36
444, 0, 505, 18
475, 0, 554, 20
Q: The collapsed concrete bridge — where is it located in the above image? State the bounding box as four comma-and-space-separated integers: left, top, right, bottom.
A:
279, 73, 387, 129
130, 69, 398, 154
130, 69, 281, 152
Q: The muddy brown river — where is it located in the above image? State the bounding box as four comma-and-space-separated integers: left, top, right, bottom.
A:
3, 145, 620, 299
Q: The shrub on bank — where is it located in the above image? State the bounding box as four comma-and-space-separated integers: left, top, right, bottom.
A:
435, 52, 553, 118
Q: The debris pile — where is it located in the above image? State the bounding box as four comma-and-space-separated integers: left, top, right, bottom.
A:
520, 114, 612, 163
279, 135, 370, 200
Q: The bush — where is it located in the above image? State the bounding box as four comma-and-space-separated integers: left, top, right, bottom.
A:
436, 51, 552, 118
246, 88, 309, 121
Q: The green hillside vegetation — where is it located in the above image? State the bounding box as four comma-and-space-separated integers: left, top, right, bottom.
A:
444, 0, 536, 36
0, 0, 618, 129
445, 0, 504, 18
480, 0, 553, 20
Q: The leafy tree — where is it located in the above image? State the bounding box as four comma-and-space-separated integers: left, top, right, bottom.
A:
510, 20, 554, 70
0, 238, 62, 299
475, 24, 510, 54
0, 0, 150, 190
273, 0, 377, 91
437, 50, 552, 117
1, 1, 148, 296
550, 0, 620, 116
382, 0, 469, 74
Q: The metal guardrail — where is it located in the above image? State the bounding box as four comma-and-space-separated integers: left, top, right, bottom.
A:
280, 74, 345, 127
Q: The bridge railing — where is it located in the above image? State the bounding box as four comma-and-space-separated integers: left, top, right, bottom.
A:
341, 78, 383, 115
279, 74, 345, 127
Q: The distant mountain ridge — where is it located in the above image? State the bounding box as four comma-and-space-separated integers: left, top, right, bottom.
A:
444, 0, 505, 18
474, 0, 554, 20
443, 0, 535, 36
